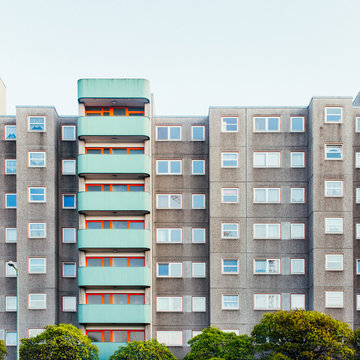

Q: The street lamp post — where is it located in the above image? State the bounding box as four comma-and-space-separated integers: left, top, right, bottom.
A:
8, 261, 19, 360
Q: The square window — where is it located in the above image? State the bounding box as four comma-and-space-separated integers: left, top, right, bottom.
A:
5, 228, 17, 243
325, 218, 343, 234
325, 291, 343, 308
222, 188, 238, 203
253, 152, 280, 168
192, 263, 206, 277
28, 187, 46, 202
156, 160, 182, 175
222, 153, 239, 168
290, 259, 305, 274
253, 224, 281, 239
291, 188, 305, 203
157, 263, 182, 277
290, 117, 305, 132
325, 181, 343, 197
254, 259, 280, 274
222, 295, 239, 310
5, 194, 16, 208
157, 297, 183, 312
253, 117, 280, 132
357, 117, 360, 132
156, 126, 181, 141
62, 228, 76, 243
325, 254, 343, 271
192, 297, 206, 312
325, 144, 343, 160
28, 329, 45, 338
5, 160, 16, 174
5, 296, 17, 312
5, 331, 17, 346
222, 259, 239, 274
28, 152, 46, 167
62, 126, 76, 141
254, 188, 280, 203
29, 293, 46, 309
5, 262, 17, 277
4, 125, 16, 140
290, 223, 305, 239
63, 296, 77, 312
222, 223, 239, 239
192, 160, 205, 175
28, 116, 45, 132
62, 160, 76, 175
191, 126, 205, 141
290, 152, 305, 168
157, 228, 182, 243
28, 258, 46, 274
291, 294, 305, 310
29, 223, 46, 238
192, 228, 206, 243
157, 331, 183, 346
192, 194, 205, 209
63, 194, 76, 209
156, 194, 182, 209
63, 262, 76, 277
221, 117, 238, 132
325, 107, 342, 123
254, 294, 281, 310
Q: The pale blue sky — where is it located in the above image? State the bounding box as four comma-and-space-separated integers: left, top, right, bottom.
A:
0, 0, 359, 115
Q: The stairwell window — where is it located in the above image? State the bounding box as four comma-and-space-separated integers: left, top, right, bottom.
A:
222, 153, 238, 167
325, 291, 343, 308
290, 188, 305, 203
222, 188, 238, 203
222, 295, 239, 310
326, 254, 343, 271
28, 116, 45, 132
222, 223, 239, 239
325, 107, 343, 123
325, 218, 343, 234
28, 293, 46, 309
221, 117, 238, 132
62, 194, 76, 209
5, 193, 16, 208
28, 187, 46, 203
325, 181, 343, 197
325, 144, 343, 160
290, 259, 305, 274
29, 152, 46, 167
62, 125, 76, 141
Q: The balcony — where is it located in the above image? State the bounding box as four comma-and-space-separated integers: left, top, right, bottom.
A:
78, 79, 150, 107
78, 191, 150, 215
78, 154, 150, 179
77, 116, 150, 142
78, 266, 151, 288
78, 304, 150, 324
95, 343, 124, 360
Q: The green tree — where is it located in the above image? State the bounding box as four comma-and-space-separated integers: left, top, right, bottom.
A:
184, 327, 254, 360
252, 310, 355, 359
0, 339, 7, 360
353, 327, 360, 359
20, 323, 98, 360
109, 339, 176, 360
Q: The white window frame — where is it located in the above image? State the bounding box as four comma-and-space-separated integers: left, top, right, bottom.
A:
192, 297, 206, 312
156, 160, 182, 175
4, 159, 16, 174
192, 160, 205, 175
5, 331, 17, 346
290, 294, 305, 310
221, 188, 239, 203
28, 293, 46, 309
357, 224, 360, 240
357, 188, 360, 203
156, 228, 183, 244
325, 180, 343, 197
290, 188, 305, 203
192, 194, 206, 209
5, 261, 17, 277
222, 294, 240, 310
28, 187, 46, 203
62, 228, 77, 243
357, 295, 360, 311
290, 223, 305, 239
290, 152, 305, 168
253, 259, 281, 274
62, 262, 77, 278
356, 259, 360, 275
253, 152, 281, 168
325, 254, 344, 271
157, 263, 183, 278
325, 291, 344, 308
62, 194, 76, 209
61, 125, 76, 141
254, 294, 281, 310
156, 331, 183, 346
28, 152, 46, 167
28, 223, 46, 238
192, 228, 206, 243
4, 125, 16, 140
325, 144, 343, 160
221, 152, 239, 168
253, 116, 280, 132
28, 328, 45, 338
62, 160, 76, 175
192, 262, 206, 278
222, 259, 239, 274
325, 218, 343, 234
356, 117, 360, 132
5, 193, 16, 208
221, 117, 238, 133
325, 107, 343, 123
28, 258, 46, 274
290, 259, 305, 274
356, 152, 360, 168
28, 116, 46, 132
156, 194, 183, 209
62, 296, 77, 312
5, 228, 17, 243
221, 223, 239, 239
5, 296, 17, 312
156, 297, 183, 312
290, 116, 305, 132
191, 125, 205, 141
156, 126, 182, 141
253, 223, 281, 239
253, 188, 281, 203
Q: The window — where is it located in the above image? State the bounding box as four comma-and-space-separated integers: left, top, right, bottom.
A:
28, 258, 46, 274
5, 331, 17, 346
324, 254, 344, 271
325, 107, 342, 123
157, 331, 183, 346
325, 144, 342, 160
192, 194, 205, 209
29, 293, 46, 309
156, 194, 182, 209
28, 116, 45, 131
5, 296, 17, 312
290, 259, 305, 274
254, 259, 280, 274
325, 181, 343, 197
192, 297, 206, 312
192, 263, 206, 277
357, 224, 360, 239
157, 297, 182, 312
157, 228, 182, 243
5, 228, 17, 243
192, 228, 206, 243
253, 223, 281, 239
157, 263, 182, 277
253, 188, 280, 203
4, 125, 16, 140
85, 106, 144, 117
290, 117, 305, 132
325, 291, 343, 308
192, 160, 205, 175
63, 296, 77, 312
356, 153, 360, 168
222, 153, 238, 168
87, 329, 144, 343
222, 188, 238, 203
29, 329, 45, 338
356, 260, 360, 275
62, 228, 76, 243
156, 160, 182, 175
5, 193, 16, 208
28, 152, 46, 167
221, 117, 238, 132
63, 262, 76, 277
290, 223, 305, 239
253, 152, 280, 168
29, 223, 46, 238
85, 146, 144, 154
192, 126, 205, 140
86, 256, 144, 267
290, 152, 305, 168
5, 262, 17, 277
28, 187, 46, 202
254, 294, 281, 310
253, 116, 280, 132
62, 125, 76, 140
357, 117, 360, 132
5, 160, 16, 174
86, 220, 144, 230
291, 294, 305, 310
222, 295, 239, 310
222, 223, 239, 239
62, 194, 76, 209
156, 126, 181, 141
325, 218, 343, 234
222, 259, 239, 274
192, 331, 203, 337
357, 188, 360, 203
62, 160, 76, 175
357, 295, 360, 311
291, 188, 305, 203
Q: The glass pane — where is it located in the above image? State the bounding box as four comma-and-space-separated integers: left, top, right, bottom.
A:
158, 264, 169, 276
104, 294, 111, 304
192, 229, 205, 243
170, 229, 181, 242
104, 331, 111, 342
129, 222, 144, 229
129, 149, 144, 154
129, 295, 144, 304
113, 294, 127, 305
87, 258, 102, 266
87, 295, 102, 304
157, 229, 168, 242
255, 118, 266, 131
87, 222, 102, 229
63, 264, 75, 276
87, 186, 102, 192
268, 189, 280, 202
130, 332, 144, 342
157, 127, 168, 140
113, 108, 126, 115
87, 332, 102, 342
129, 185, 143, 192
170, 195, 182, 208
255, 260, 266, 273
268, 117, 279, 131
63, 195, 75, 208
86, 149, 102, 154
192, 127, 204, 140
112, 258, 127, 267
129, 258, 144, 267
113, 331, 128, 343
170, 127, 181, 140
112, 185, 127, 192
170, 161, 181, 174
103, 185, 110, 191
112, 148, 127, 154
103, 258, 111, 267
157, 161, 168, 174
103, 221, 110, 229
103, 149, 110, 154
63, 126, 75, 139
112, 221, 127, 229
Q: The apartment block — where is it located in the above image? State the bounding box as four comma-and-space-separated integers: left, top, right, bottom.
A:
0, 78, 359, 359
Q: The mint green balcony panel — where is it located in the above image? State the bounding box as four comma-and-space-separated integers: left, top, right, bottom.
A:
79, 304, 150, 324
78, 267, 151, 287
78, 229, 150, 250
78, 79, 150, 102
95, 343, 125, 360
78, 192, 150, 213
77, 116, 150, 139
78, 155, 150, 177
